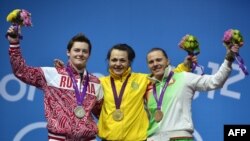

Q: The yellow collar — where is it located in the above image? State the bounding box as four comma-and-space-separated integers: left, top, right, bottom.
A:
109, 67, 131, 80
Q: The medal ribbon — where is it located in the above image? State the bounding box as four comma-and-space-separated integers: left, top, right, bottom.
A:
192, 62, 204, 75
153, 71, 174, 110
235, 53, 249, 75
66, 64, 89, 105
110, 74, 131, 109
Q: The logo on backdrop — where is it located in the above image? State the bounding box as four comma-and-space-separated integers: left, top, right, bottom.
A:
13, 122, 47, 141
0, 74, 36, 102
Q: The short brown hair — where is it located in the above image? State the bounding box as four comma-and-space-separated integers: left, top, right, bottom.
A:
67, 33, 92, 55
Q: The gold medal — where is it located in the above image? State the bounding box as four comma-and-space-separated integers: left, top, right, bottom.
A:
74, 106, 85, 119
154, 110, 163, 122
112, 109, 124, 121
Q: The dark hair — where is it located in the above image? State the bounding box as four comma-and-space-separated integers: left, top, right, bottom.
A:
147, 47, 168, 59
106, 43, 136, 63
67, 33, 92, 55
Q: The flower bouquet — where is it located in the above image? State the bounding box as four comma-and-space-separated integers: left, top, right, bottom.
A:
6, 9, 32, 39
178, 34, 203, 74
223, 29, 248, 75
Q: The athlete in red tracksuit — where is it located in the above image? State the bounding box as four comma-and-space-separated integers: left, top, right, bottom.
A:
7, 25, 103, 141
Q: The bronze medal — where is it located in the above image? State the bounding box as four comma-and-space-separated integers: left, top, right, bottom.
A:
153, 72, 174, 123
74, 106, 85, 119
154, 110, 163, 122
112, 109, 124, 121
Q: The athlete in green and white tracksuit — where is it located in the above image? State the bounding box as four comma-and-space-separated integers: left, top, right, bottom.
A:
146, 54, 233, 141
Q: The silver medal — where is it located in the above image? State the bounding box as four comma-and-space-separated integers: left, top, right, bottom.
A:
74, 106, 85, 119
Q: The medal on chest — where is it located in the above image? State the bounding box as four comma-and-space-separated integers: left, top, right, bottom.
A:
112, 109, 124, 121
153, 71, 174, 122
154, 109, 163, 122
74, 106, 86, 119
66, 64, 89, 119
110, 74, 131, 121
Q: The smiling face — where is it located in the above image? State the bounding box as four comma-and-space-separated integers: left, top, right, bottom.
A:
109, 49, 130, 76
67, 41, 90, 72
147, 50, 169, 80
